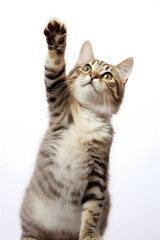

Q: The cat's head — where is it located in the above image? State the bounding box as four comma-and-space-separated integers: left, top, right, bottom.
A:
68, 41, 133, 116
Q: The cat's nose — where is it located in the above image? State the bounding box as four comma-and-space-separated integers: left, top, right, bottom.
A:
90, 73, 97, 80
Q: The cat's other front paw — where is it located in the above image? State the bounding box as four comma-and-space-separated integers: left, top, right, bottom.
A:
44, 18, 67, 53
80, 235, 102, 240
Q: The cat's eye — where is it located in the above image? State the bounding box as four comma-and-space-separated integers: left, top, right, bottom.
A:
82, 65, 91, 73
102, 72, 112, 80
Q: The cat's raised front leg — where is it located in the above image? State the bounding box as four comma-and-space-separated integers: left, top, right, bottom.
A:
44, 18, 67, 114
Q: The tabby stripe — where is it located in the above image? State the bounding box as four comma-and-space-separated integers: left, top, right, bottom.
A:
49, 186, 61, 197
41, 171, 61, 197
88, 213, 100, 224
115, 79, 120, 96
107, 84, 119, 101
57, 84, 66, 96
87, 229, 96, 234
94, 160, 106, 170
52, 112, 61, 117
21, 214, 46, 238
89, 169, 106, 181
46, 78, 65, 92
92, 139, 104, 145
87, 181, 106, 192
39, 149, 51, 158
92, 60, 96, 65
53, 125, 67, 132
92, 212, 100, 217
48, 171, 64, 187
48, 46, 54, 50
36, 178, 53, 199
49, 87, 66, 108
87, 223, 97, 229
68, 111, 74, 124
81, 193, 105, 204
57, 84, 68, 101
31, 180, 43, 197
21, 216, 39, 233
106, 66, 110, 71
45, 66, 65, 80
91, 155, 101, 160
88, 210, 100, 220
34, 170, 61, 198
48, 96, 56, 102
38, 167, 64, 188
93, 217, 99, 224
54, 85, 67, 108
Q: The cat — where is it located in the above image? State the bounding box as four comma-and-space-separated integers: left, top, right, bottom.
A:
20, 18, 133, 240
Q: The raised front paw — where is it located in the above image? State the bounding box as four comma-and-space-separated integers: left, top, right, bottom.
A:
44, 18, 67, 53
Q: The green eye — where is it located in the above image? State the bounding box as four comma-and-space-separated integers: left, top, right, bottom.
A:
82, 65, 91, 73
103, 72, 112, 80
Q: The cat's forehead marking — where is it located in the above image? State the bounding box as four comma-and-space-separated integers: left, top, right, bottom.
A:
90, 59, 113, 73
91, 59, 106, 66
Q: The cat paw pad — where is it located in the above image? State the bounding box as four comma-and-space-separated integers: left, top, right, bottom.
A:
44, 18, 67, 52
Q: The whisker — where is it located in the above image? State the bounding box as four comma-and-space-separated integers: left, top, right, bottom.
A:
58, 82, 77, 105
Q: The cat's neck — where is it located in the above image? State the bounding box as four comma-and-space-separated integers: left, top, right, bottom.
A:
73, 100, 112, 123
71, 100, 112, 130
67, 101, 113, 143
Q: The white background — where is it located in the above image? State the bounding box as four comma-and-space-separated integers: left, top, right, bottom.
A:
0, 0, 160, 239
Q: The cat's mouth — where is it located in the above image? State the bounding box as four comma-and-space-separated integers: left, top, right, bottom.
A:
82, 80, 97, 92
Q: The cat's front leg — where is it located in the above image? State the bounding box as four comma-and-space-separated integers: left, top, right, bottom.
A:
80, 200, 104, 240
80, 166, 107, 240
44, 18, 67, 113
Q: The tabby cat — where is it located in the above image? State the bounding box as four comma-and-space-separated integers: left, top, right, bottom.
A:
20, 18, 133, 240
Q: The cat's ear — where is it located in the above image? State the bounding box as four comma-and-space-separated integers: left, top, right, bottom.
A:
116, 58, 134, 84
76, 40, 95, 65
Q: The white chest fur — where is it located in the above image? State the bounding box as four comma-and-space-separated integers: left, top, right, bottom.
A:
53, 109, 110, 188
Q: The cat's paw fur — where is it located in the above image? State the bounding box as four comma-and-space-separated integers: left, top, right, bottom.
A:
81, 236, 102, 240
44, 18, 67, 53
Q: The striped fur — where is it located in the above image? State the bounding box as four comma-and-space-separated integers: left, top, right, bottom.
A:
20, 18, 133, 240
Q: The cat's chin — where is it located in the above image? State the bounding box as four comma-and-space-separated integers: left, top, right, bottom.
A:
84, 83, 98, 96
81, 81, 102, 99
74, 86, 110, 116
81, 79, 100, 94
79, 86, 100, 105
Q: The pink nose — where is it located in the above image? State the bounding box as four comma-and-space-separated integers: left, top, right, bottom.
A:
90, 73, 97, 80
